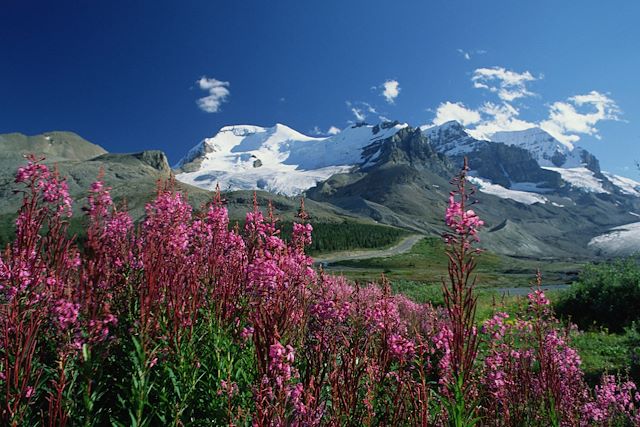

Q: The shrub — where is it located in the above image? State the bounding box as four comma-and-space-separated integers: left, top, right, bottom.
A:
556, 259, 640, 332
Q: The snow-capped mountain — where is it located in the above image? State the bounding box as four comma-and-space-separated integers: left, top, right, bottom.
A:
175, 122, 407, 196
422, 121, 640, 199
488, 127, 640, 196
491, 127, 587, 169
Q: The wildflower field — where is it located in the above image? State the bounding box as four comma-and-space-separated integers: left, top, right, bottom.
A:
1, 156, 639, 426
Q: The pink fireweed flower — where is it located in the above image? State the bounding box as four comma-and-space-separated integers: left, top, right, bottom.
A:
240, 326, 254, 341
388, 333, 416, 362
445, 194, 484, 239
583, 375, 640, 423
527, 289, 550, 307
268, 341, 296, 387
482, 312, 510, 340
142, 190, 193, 254
87, 180, 113, 220
218, 380, 239, 398
53, 298, 80, 331
15, 156, 73, 218
292, 222, 313, 247
24, 386, 34, 399
88, 313, 118, 343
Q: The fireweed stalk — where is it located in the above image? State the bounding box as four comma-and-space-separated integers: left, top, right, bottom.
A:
441, 157, 483, 424
78, 175, 132, 426
479, 273, 589, 426
247, 197, 320, 424
0, 156, 80, 426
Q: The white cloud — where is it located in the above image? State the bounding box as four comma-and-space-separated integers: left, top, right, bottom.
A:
539, 91, 621, 146
457, 49, 471, 60
311, 125, 341, 136
457, 49, 487, 60
433, 101, 482, 126
195, 76, 230, 113
468, 102, 536, 140
381, 80, 400, 104
472, 67, 537, 102
346, 101, 376, 122
351, 107, 366, 121
364, 102, 377, 114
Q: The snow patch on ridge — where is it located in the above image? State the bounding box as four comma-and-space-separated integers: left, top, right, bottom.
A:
468, 176, 549, 205
603, 172, 640, 197
543, 167, 609, 194
589, 222, 640, 256
510, 182, 554, 193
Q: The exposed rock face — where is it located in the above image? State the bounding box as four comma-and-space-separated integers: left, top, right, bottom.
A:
134, 150, 171, 172
465, 144, 563, 189
580, 150, 601, 173
372, 127, 449, 169
551, 150, 567, 167
422, 120, 485, 155
371, 120, 402, 135
0, 131, 107, 172
90, 150, 171, 174
423, 122, 563, 190
174, 140, 220, 173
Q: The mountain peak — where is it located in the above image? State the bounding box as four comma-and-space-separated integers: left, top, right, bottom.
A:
420, 120, 483, 156
439, 120, 466, 130
420, 120, 465, 133
492, 127, 571, 148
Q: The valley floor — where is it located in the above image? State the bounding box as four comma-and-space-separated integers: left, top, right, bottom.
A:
319, 236, 583, 289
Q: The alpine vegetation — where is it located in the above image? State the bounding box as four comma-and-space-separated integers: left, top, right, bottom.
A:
1, 156, 638, 426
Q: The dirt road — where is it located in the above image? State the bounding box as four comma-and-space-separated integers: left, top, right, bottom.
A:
313, 234, 424, 265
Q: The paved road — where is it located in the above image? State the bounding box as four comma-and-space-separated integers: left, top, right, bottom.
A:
313, 234, 424, 265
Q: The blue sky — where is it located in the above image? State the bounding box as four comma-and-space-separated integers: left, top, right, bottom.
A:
1, 0, 639, 177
